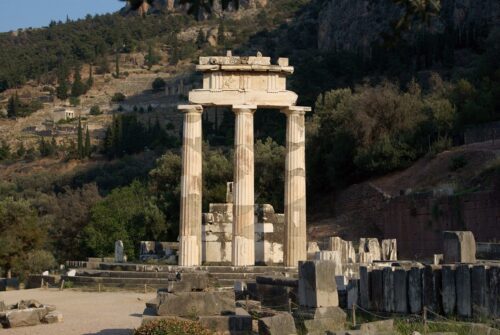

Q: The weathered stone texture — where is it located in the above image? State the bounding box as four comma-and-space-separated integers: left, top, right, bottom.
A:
382, 267, 394, 312
381, 239, 397, 261
423, 265, 442, 314
471, 265, 488, 318
298, 261, 338, 308
258, 312, 297, 335
455, 264, 471, 317
359, 266, 371, 309
198, 314, 252, 334
156, 291, 235, 317
370, 269, 383, 311
442, 265, 456, 315
408, 266, 423, 314
393, 268, 408, 314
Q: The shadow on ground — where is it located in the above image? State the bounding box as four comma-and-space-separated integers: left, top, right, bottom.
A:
83, 329, 133, 335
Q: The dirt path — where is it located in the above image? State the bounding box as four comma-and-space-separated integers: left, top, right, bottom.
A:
0, 289, 156, 335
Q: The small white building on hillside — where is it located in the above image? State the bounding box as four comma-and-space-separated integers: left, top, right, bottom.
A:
52, 108, 75, 122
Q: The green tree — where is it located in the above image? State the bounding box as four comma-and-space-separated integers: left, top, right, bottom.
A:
77, 118, 84, 159
86, 64, 94, 90
71, 66, 87, 97
81, 181, 167, 259
90, 105, 102, 115
196, 29, 205, 49
85, 126, 91, 158
0, 140, 11, 161
7, 93, 20, 118
115, 52, 120, 78
0, 198, 46, 277
145, 44, 160, 70
16, 142, 26, 158
217, 21, 226, 47
152, 77, 166, 91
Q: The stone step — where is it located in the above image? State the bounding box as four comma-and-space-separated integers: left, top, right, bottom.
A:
63, 276, 173, 285
75, 270, 178, 280
95, 262, 296, 274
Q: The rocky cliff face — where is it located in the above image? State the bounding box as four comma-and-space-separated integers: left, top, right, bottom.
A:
123, 0, 268, 17
317, 0, 500, 55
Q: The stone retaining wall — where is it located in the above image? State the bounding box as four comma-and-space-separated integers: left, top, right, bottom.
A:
355, 264, 500, 318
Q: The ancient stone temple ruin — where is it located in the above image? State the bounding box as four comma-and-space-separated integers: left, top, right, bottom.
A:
179, 52, 310, 267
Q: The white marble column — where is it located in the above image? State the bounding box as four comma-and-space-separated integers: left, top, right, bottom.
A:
232, 105, 257, 266
179, 105, 203, 267
282, 106, 311, 267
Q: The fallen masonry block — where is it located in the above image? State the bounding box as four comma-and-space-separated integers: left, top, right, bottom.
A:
156, 291, 235, 317
42, 311, 63, 324
5, 308, 48, 328
295, 306, 347, 335
198, 314, 252, 335
258, 312, 297, 335
359, 319, 394, 335
443, 231, 476, 264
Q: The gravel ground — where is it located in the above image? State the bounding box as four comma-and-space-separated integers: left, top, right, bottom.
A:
0, 289, 156, 335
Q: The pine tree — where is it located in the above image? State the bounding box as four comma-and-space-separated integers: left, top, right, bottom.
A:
115, 52, 120, 78
86, 64, 94, 90
51, 137, 58, 157
7, 93, 20, 118
77, 118, 84, 159
196, 29, 205, 49
57, 78, 69, 100
85, 126, 91, 158
71, 66, 86, 97
16, 142, 26, 158
217, 21, 226, 47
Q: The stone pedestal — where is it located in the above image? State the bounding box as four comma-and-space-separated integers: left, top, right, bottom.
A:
283, 107, 309, 267
232, 105, 256, 266
298, 260, 338, 308
179, 105, 203, 266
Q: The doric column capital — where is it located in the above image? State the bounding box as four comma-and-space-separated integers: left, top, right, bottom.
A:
281, 106, 312, 116
178, 104, 203, 114
232, 105, 257, 114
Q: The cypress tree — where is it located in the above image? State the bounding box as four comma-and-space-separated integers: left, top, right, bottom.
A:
7, 93, 19, 118
71, 66, 86, 97
77, 118, 83, 159
85, 126, 91, 158
217, 21, 226, 47
115, 52, 120, 78
86, 64, 94, 90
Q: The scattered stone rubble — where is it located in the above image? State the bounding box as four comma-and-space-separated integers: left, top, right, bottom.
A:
0, 300, 63, 329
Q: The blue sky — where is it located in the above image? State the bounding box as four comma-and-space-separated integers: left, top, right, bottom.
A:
0, 0, 124, 33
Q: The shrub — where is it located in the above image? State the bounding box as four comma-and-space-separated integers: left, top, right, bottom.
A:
69, 96, 80, 106
111, 92, 126, 103
89, 105, 102, 115
12, 250, 56, 279
133, 319, 211, 335
152, 78, 166, 92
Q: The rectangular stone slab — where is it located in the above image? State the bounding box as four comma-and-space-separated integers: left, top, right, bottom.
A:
298, 261, 339, 308
423, 265, 442, 314
442, 265, 456, 316
258, 312, 297, 335
359, 266, 371, 309
408, 266, 423, 314
393, 268, 408, 314
156, 291, 235, 317
471, 265, 488, 318
455, 264, 471, 317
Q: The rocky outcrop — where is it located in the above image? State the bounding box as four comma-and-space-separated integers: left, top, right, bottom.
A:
317, 0, 500, 55
122, 0, 267, 17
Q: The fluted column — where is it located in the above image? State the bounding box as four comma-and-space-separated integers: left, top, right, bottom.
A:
282, 106, 311, 267
232, 105, 257, 266
179, 105, 203, 267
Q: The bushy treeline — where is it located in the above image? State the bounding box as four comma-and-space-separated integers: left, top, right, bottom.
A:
0, 13, 194, 92
103, 113, 179, 158
0, 136, 285, 276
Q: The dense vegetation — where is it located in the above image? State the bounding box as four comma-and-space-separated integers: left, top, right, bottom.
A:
0, 0, 499, 277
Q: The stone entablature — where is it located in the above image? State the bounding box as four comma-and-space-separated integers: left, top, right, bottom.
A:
189, 52, 298, 108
